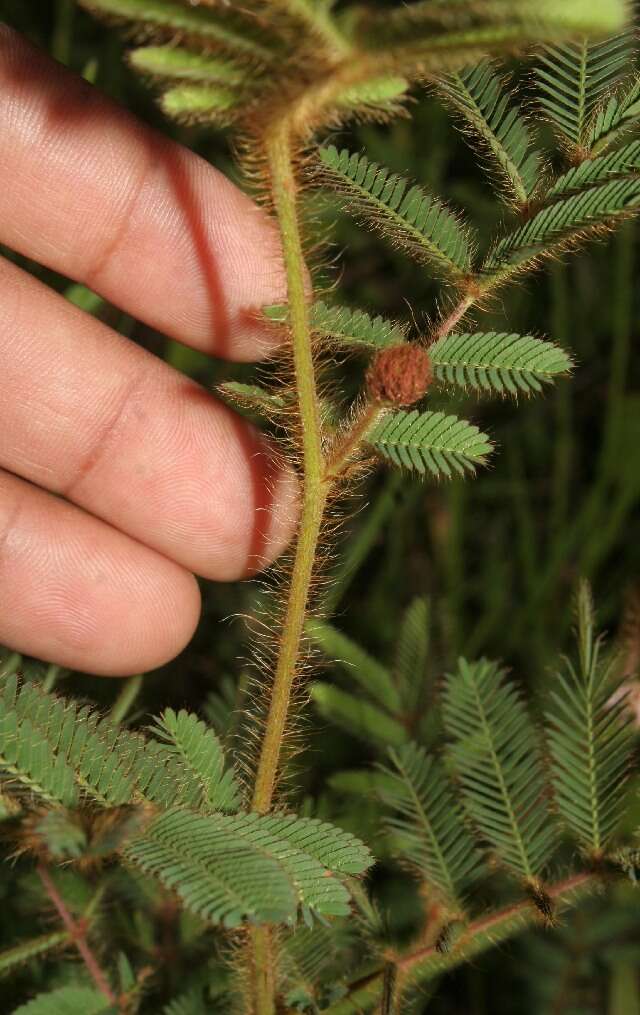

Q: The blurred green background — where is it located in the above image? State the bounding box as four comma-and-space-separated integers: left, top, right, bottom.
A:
1, 2, 640, 1012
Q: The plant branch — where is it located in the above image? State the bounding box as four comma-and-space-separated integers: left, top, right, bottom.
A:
252, 118, 326, 816
37, 864, 117, 1006
248, 926, 277, 1015
274, 0, 352, 59
324, 401, 385, 481
432, 293, 475, 341
325, 871, 599, 1013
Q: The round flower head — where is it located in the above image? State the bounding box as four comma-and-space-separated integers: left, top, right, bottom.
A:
366, 343, 432, 406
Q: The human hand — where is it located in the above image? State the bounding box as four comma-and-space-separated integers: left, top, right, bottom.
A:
0, 27, 298, 676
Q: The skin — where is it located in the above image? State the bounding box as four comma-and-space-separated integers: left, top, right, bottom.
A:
0, 26, 300, 676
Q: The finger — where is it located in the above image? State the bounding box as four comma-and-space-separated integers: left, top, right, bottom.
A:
0, 470, 201, 676
0, 256, 298, 582
0, 26, 286, 362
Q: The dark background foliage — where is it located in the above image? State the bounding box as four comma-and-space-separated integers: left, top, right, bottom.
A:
1, 2, 640, 1011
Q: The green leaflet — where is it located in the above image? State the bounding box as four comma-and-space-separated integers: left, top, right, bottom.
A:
310, 301, 407, 349
162, 988, 209, 1015
429, 331, 573, 395
358, 0, 628, 59
438, 61, 540, 206
546, 139, 640, 198
11, 986, 110, 1015
334, 76, 409, 115
318, 146, 474, 285
545, 582, 634, 855
150, 709, 242, 813
393, 597, 430, 713
443, 658, 558, 882
266, 301, 407, 350
161, 84, 239, 123
35, 811, 87, 859
380, 742, 484, 909
311, 683, 408, 749
0, 675, 198, 809
307, 619, 401, 712
124, 808, 372, 926
483, 176, 640, 279
367, 410, 493, 478
129, 46, 247, 85
0, 931, 69, 979
80, 0, 274, 62
217, 381, 287, 412
534, 34, 632, 149
590, 76, 640, 152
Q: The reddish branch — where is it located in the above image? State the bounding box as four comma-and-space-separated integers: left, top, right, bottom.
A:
37, 864, 117, 1006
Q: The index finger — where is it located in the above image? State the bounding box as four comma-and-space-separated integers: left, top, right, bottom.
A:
0, 26, 285, 361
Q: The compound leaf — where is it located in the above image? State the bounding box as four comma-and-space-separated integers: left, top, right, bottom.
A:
311, 683, 408, 749
380, 742, 484, 910
367, 410, 493, 478
150, 709, 242, 813
430, 331, 573, 395
443, 658, 558, 882
535, 34, 632, 150
11, 986, 109, 1015
318, 146, 474, 285
437, 60, 540, 206
546, 581, 634, 856
307, 619, 401, 712
547, 138, 640, 198
125, 809, 371, 926
483, 176, 640, 281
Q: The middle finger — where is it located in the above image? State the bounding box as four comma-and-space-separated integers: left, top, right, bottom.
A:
0, 257, 297, 582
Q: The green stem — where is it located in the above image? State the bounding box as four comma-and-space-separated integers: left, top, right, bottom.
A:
252, 119, 325, 817
324, 402, 385, 481
249, 926, 276, 1015
109, 674, 143, 725
52, 0, 74, 66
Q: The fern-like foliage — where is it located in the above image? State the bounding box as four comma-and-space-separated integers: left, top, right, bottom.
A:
150, 709, 242, 813
318, 146, 474, 285
128, 46, 248, 85
311, 682, 408, 749
437, 60, 540, 206
429, 331, 574, 395
393, 596, 430, 713
546, 139, 640, 198
380, 742, 483, 911
367, 410, 493, 477
535, 35, 632, 151
310, 301, 407, 350
12, 986, 109, 1015
80, 0, 276, 63
307, 619, 401, 712
0, 932, 69, 979
589, 76, 640, 152
0, 675, 192, 808
545, 582, 634, 857
124, 808, 372, 926
443, 658, 558, 883
483, 176, 640, 279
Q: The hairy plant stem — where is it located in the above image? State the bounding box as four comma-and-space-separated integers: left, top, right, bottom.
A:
251, 119, 326, 817
324, 401, 385, 481
326, 871, 599, 1013
249, 926, 277, 1015
37, 864, 117, 1006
